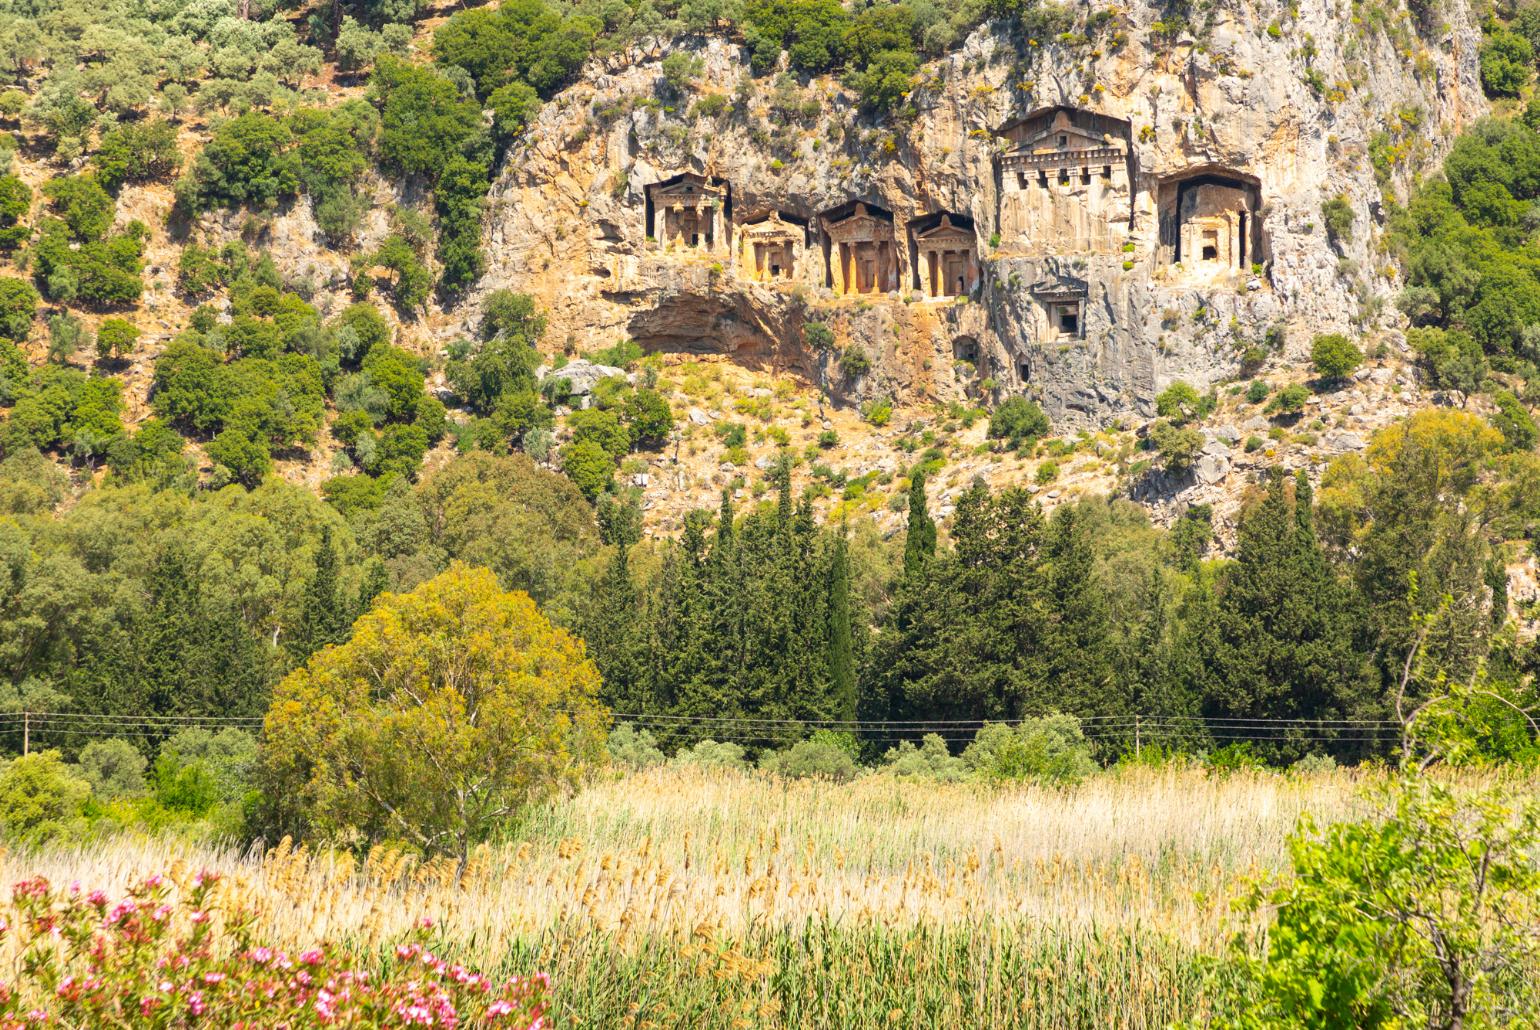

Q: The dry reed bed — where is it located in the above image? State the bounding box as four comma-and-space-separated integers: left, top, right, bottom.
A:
1, 766, 1386, 964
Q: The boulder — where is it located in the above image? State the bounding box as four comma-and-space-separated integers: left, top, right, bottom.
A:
1195, 453, 1230, 485
539, 359, 625, 398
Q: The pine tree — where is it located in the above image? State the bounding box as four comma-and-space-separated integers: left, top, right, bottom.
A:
902, 469, 936, 577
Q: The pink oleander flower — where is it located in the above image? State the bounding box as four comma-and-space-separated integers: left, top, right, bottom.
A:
299, 949, 323, 966
189, 910, 209, 924
189, 991, 206, 1016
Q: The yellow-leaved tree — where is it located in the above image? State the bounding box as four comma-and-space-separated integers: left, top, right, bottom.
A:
262, 562, 609, 870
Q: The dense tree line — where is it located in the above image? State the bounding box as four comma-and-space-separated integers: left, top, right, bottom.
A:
580, 410, 1540, 764
0, 402, 1536, 767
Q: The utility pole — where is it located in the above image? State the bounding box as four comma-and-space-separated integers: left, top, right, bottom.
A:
22, 711, 29, 757
1134, 715, 1141, 763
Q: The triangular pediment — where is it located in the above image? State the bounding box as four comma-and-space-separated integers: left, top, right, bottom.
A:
916, 216, 974, 243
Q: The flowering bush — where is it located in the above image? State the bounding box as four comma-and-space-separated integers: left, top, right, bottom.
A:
0, 873, 547, 1027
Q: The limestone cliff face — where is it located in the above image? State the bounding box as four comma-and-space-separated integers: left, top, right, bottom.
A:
476, 1, 1486, 425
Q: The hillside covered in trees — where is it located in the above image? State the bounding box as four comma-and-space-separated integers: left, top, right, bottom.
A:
0, 0, 1538, 774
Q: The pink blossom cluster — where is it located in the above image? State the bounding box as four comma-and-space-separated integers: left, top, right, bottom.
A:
0, 874, 547, 1028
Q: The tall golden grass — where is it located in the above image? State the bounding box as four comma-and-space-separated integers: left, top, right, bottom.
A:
0, 764, 1484, 1026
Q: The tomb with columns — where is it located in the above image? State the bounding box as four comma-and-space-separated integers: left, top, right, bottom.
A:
1156, 167, 1264, 277
822, 202, 899, 296
910, 213, 979, 299
737, 211, 805, 282
994, 106, 1134, 254
645, 172, 730, 254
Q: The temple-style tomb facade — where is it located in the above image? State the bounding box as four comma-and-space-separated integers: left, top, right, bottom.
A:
911, 214, 979, 299
1156, 167, 1264, 277
645, 172, 730, 254
822, 202, 899, 295
994, 106, 1134, 254
738, 211, 804, 282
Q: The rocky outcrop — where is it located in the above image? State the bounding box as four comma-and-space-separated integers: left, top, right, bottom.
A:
476, 2, 1486, 426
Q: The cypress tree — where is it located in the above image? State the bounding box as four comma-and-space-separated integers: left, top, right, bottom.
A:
1042, 504, 1117, 718
294, 526, 348, 659
903, 469, 936, 577
828, 531, 856, 721
356, 558, 390, 618
1198, 470, 1369, 758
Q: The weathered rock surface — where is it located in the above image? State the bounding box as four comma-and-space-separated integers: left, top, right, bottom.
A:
476, 2, 1485, 426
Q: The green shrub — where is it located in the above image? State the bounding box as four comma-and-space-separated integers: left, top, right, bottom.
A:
1320, 195, 1355, 247
333, 301, 392, 367
77, 738, 147, 799
207, 426, 272, 487
1310, 332, 1363, 381
671, 739, 747, 770
94, 120, 180, 192
1223, 776, 1540, 1026
1246, 379, 1270, 404
94, 317, 139, 360
179, 112, 298, 212
0, 174, 29, 252
803, 320, 835, 350
881, 733, 966, 781
988, 396, 1050, 445
33, 218, 147, 306
1148, 419, 1203, 472
569, 407, 632, 458
1490, 389, 1538, 451
606, 724, 666, 769
1407, 327, 1487, 394
0, 275, 39, 339
1155, 380, 1201, 423
623, 388, 673, 448
42, 174, 114, 241
1269, 383, 1311, 415
0, 751, 89, 844
1480, 28, 1533, 97
562, 438, 614, 498
862, 397, 893, 426
839, 345, 871, 378
960, 715, 1095, 784
760, 731, 861, 782
366, 235, 433, 314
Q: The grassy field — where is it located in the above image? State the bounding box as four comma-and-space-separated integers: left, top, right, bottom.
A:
5, 765, 1384, 1027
